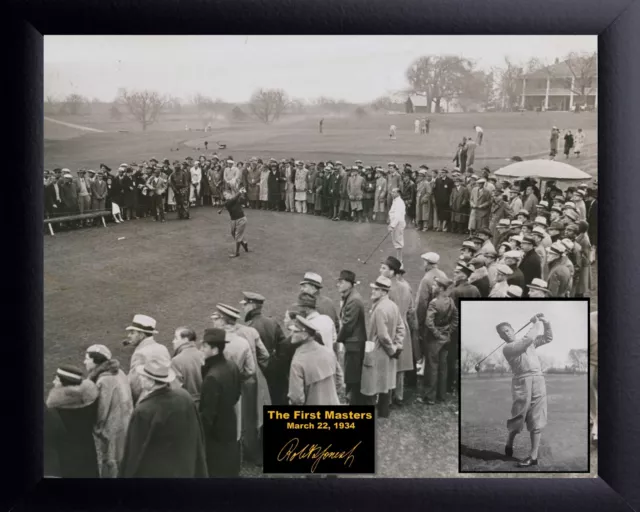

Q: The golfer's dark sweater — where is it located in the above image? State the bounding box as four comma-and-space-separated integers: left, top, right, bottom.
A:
224, 196, 245, 220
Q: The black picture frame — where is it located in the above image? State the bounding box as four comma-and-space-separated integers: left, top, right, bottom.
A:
3, 0, 639, 510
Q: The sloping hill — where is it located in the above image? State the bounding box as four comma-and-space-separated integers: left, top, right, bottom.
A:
44, 117, 103, 141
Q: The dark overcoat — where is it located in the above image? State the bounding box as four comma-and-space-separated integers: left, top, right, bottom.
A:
120, 175, 137, 209
449, 185, 470, 223
244, 309, 287, 405
45, 380, 100, 478
519, 250, 543, 296
200, 354, 242, 477
336, 288, 367, 385
120, 386, 208, 478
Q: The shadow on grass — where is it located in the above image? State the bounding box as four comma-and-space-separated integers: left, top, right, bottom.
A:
460, 444, 516, 462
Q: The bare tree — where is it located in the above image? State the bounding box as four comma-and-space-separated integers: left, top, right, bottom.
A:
461, 348, 483, 374
568, 349, 588, 372
60, 93, 89, 115
563, 52, 597, 110
249, 88, 289, 124
118, 89, 167, 131
458, 70, 496, 112
406, 55, 473, 113
496, 57, 526, 111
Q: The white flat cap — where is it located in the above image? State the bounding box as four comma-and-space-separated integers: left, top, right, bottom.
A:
504, 250, 522, 259
420, 252, 440, 264
507, 285, 523, 298
495, 264, 513, 276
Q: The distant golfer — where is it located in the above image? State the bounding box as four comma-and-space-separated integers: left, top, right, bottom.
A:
387, 188, 406, 263
498, 313, 553, 467
319, 118, 324, 134
389, 124, 397, 140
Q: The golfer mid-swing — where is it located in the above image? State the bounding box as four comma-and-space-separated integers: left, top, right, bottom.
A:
498, 313, 553, 467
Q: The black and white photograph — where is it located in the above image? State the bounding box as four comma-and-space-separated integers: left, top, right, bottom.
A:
42, 35, 597, 478
460, 299, 590, 472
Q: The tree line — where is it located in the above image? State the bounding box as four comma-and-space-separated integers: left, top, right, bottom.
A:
461, 347, 588, 375
44, 50, 596, 130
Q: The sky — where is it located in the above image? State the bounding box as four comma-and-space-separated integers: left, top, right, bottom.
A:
44, 35, 597, 104
461, 301, 589, 365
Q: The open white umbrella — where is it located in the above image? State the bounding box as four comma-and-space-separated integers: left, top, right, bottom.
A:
494, 159, 592, 182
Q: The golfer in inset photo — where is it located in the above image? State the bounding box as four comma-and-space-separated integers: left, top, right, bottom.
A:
460, 299, 590, 473
499, 313, 551, 467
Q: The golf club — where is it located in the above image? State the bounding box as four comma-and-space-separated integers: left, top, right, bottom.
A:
474, 314, 544, 372
358, 231, 391, 265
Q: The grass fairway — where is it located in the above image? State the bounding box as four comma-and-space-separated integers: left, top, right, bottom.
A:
460, 374, 589, 472
45, 111, 598, 177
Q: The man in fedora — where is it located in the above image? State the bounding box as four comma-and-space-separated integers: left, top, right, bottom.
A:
199, 328, 243, 477
228, 300, 271, 467
210, 304, 256, 457
336, 270, 367, 405
418, 276, 458, 406
120, 359, 207, 478
519, 235, 542, 297
124, 314, 171, 403
527, 278, 552, 298
360, 276, 405, 419
379, 257, 416, 407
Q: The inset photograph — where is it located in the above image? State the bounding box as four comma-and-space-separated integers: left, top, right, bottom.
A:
460, 299, 589, 473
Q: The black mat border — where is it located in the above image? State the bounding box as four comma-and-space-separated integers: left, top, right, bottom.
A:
457, 297, 591, 474
3, 0, 639, 510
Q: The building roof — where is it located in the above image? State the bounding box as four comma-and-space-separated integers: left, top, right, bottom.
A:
407, 94, 428, 107
524, 58, 598, 79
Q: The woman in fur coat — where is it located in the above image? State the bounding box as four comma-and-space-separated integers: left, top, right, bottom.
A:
45, 365, 100, 478
84, 345, 134, 478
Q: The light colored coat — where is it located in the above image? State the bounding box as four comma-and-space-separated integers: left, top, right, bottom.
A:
229, 324, 270, 430
294, 167, 309, 201
224, 329, 256, 441
259, 169, 270, 201
360, 295, 406, 396
573, 233, 592, 295
128, 337, 171, 404
89, 361, 134, 478
288, 340, 344, 405
415, 178, 434, 223
374, 176, 387, 213
171, 342, 205, 405
388, 278, 416, 373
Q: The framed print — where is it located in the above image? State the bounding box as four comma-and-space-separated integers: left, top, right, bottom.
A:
2, 0, 639, 511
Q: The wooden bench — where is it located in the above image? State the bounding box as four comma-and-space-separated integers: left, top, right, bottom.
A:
44, 210, 110, 236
